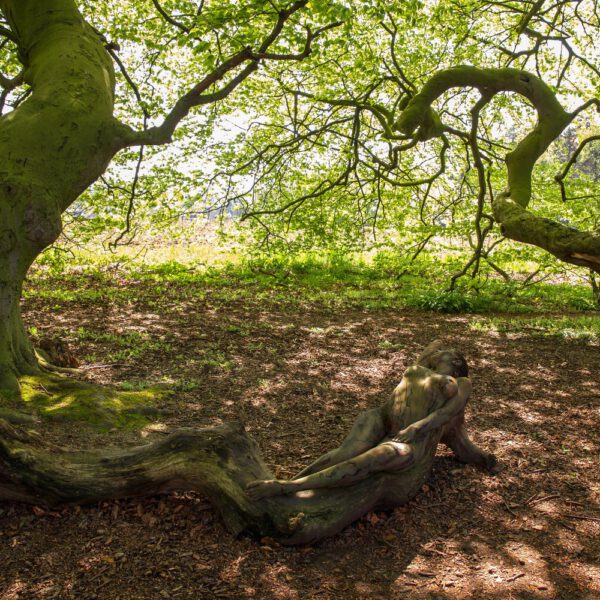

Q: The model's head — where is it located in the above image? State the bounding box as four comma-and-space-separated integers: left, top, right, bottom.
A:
432, 350, 468, 378
418, 342, 469, 378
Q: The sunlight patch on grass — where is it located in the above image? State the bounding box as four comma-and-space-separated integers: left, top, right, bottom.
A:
469, 316, 599, 343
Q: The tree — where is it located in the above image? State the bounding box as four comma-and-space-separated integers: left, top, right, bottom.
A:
216, 1, 600, 283
396, 65, 600, 274
0, 0, 343, 393
0, 0, 596, 542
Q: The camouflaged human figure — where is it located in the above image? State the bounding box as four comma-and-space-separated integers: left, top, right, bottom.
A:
247, 340, 496, 500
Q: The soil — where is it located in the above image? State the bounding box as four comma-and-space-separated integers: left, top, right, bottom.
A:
1, 277, 599, 599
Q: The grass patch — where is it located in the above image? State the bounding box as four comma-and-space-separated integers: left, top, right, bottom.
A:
470, 316, 600, 343
27, 249, 599, 316
14, 374, 172, 431
74, 328, 173, 362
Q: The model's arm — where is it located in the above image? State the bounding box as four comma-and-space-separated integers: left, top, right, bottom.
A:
394, 378, 471, 443
293, 407, 386, 479
246, 437, 415, 500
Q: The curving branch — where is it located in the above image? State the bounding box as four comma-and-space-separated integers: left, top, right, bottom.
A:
555, 133, 600, 202
0, 22, 16, 44
0, 70, 24, 112
289, 89, 400, 139
150, 0, 191, 34
105, 44, 150, 120
251, 21, 343, 62
394, 66, 571, 207
449, 95, 494, 289
0, 69, 22, 90
394, 65, 600, 272
117, 1, 341, 149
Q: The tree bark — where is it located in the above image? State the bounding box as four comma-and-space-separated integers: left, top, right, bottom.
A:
0, 0, 120, 387
493, 193, 600, 272
0, 279, 37, 392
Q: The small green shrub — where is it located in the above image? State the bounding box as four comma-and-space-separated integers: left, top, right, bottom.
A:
407, 290, 476, 313
568, 296, 599, 311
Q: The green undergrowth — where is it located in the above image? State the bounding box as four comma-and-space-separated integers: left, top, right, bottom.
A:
73, 328, 173, 363
470, 315, 600, 343
0, 374, 171, 431
28, 249, 599, 315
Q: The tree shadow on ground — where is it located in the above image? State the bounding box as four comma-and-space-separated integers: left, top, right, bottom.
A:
0, 283, 597, 599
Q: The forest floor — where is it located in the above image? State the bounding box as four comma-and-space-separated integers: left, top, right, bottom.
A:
0, 268, 599, 599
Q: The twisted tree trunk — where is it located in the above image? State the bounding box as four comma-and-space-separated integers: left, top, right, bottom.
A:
0, 405, 494, 545
0, 419, 425, 544
0, 0, 120, 392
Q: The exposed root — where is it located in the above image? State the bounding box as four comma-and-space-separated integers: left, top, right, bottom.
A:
35, 349, 81, 375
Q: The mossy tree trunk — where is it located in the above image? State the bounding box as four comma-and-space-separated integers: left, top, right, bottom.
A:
0, 279, 37, 392
0, 0, 120, 391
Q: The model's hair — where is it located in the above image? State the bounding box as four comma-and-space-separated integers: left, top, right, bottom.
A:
420, 349, 469, 378
445, 351, 469, 378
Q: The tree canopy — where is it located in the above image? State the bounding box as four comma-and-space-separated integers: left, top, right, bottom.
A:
3, 1, 597, 279
202, 0, 600, 277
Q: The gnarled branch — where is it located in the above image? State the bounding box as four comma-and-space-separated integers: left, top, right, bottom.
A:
117, 1, 341, 149
394, 65, 600, 272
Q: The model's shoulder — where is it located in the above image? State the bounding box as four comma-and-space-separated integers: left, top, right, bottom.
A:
404, 364, 431, 378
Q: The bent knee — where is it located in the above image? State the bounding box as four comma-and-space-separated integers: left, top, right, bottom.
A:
379, 441, 415, 467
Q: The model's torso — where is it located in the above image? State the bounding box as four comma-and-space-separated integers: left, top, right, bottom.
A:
383, 365, 447, 436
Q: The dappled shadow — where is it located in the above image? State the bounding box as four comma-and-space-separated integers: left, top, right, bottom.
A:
0, 278, 597, 598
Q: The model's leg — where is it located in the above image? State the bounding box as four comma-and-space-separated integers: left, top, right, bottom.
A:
442, 416, 498, 473
247, 440, 414, 500
293, 408, 386, 479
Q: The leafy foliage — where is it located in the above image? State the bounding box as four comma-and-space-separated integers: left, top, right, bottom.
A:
3, 0, 599, 290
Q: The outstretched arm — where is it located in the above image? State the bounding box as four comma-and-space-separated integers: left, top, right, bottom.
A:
394, 378, 472, 443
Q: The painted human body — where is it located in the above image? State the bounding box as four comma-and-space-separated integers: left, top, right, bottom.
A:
247, 341, 496, 499
247, 341, 496, 500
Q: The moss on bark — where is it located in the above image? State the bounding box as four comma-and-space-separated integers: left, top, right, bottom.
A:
493, 193, 600, 271
0, 0, 121, 382
14, 373, 172, 431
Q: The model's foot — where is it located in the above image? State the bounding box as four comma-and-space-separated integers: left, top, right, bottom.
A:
246, 479, 287, 500
485, 454, 502, 475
